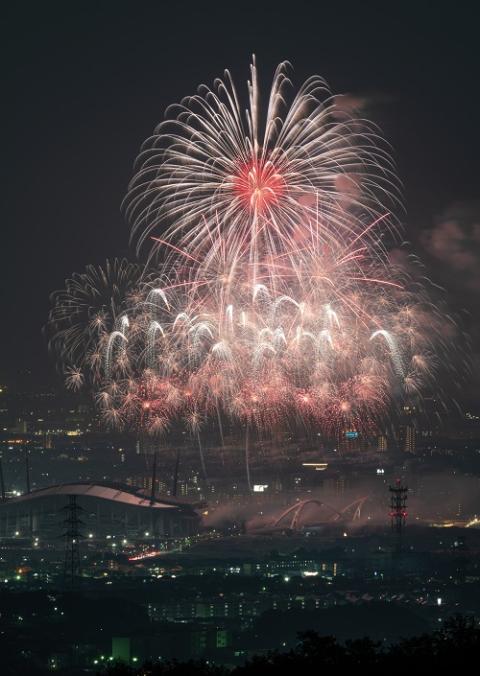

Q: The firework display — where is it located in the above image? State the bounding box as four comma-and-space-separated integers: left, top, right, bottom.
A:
49, 59, 459, 445
47, 258, 145, 390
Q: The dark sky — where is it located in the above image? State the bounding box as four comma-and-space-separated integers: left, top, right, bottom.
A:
2, 2, 479, 395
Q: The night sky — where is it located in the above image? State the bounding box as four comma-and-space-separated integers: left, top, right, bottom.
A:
2, 2, 479, 399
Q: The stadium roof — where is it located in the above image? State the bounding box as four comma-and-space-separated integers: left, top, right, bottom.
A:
1, 483, 194, 511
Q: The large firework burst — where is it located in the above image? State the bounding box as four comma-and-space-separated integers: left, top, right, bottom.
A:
46, 258, 145, 389
49, 59, 463, 455
123, 58, 401, 278
94, 231, 453, 438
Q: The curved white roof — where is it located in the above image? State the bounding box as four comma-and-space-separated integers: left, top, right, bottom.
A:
4, 483, 190, 511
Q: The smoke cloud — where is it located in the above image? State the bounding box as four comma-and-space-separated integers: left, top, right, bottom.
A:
420, 204, 480, 292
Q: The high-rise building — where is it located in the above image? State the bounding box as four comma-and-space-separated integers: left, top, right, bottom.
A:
399, 403, 417, 454
335, 475, 346, 495
404, 424, 416, 454
338, 429, 360, 453
377, 434, 388, 452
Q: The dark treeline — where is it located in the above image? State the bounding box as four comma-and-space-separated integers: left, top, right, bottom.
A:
101, 615, 478, 675
6, 615, 477, 674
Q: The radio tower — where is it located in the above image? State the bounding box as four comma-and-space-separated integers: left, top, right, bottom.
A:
389, 479, 408, 551
62, 495, 84, 587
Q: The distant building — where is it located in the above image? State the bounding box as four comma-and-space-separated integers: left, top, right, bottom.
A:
377, 434, 388, 452
0, 482, 201, 540
403, 425, 416, 454
399, 404, 417, 454
112, 637, 131, 663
